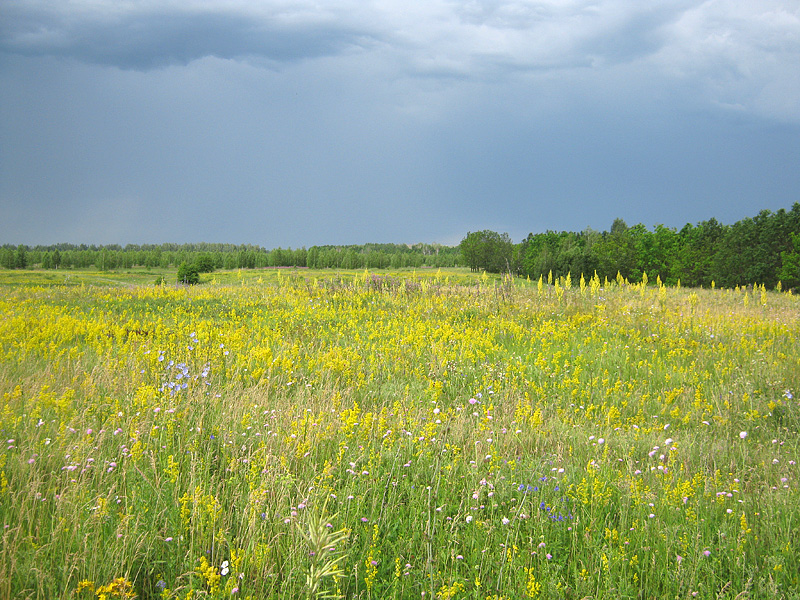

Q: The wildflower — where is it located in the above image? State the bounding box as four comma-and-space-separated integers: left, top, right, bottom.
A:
502, 517, 510, 525
221, 560, 230, 576
740, 431, 748, 439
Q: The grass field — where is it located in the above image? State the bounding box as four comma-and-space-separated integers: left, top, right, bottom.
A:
0, 268, 798, 599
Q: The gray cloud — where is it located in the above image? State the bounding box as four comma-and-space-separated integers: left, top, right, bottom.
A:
3, 1, 797, 121
0, 2, 383, 69
1, 1, 799, 247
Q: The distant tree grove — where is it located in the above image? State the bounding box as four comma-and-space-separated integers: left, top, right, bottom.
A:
3, 203, 799, 289
0, 242, 459, 274
460, 203, 800, 289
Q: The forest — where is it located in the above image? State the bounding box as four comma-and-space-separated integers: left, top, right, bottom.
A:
462, 203, 800, 289
2, 203, 799, 288
0, 242, 460, 273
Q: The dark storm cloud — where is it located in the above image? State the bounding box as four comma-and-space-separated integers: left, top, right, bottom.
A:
0, 2, 382, 69
1, 1, 799, 247
2, 1, 798, 118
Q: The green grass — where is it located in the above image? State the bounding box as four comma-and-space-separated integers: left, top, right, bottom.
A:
0, 272, 798, 599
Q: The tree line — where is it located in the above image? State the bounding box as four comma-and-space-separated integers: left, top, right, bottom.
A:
460, 203, 800, 289
0, 242, 460, 273
4, 203, 799, 288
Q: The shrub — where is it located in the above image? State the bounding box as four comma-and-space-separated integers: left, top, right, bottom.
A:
177, 261, 199, 285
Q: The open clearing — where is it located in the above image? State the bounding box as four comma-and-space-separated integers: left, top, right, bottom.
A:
1, 269, 798, 599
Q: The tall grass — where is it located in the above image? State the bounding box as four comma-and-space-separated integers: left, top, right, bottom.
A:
0, 270, 797, 599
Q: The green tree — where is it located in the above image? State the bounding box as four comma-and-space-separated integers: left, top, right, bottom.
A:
594, 219, 638, 281
177, 262, 200, 285
676, 219, 724, 287
711, 210, 786, 288
778, 232, 800, 289
223, 253, 237, 270
307, 247, 320, 269
459, 230, 514, 273
15, 245, 27, 269
0, 248, 15, 269
195, 254, 215, 273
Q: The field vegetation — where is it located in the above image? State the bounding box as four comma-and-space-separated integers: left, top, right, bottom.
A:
4, 203, 800, 289
0, 268, 798, 599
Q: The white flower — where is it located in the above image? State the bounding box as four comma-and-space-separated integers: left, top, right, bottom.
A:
221, 560, 230, 576
739, 431, 748, 439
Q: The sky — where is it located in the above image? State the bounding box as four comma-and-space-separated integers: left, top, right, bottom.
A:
1, 1, 799, 248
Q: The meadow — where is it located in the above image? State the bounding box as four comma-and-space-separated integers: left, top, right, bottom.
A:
0, 268, 798, 599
